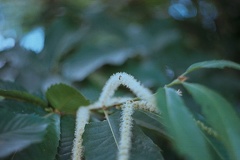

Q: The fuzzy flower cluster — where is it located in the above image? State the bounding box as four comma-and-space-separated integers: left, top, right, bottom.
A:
88, 72, 158, 112
118, 101, 134, 160
72, 107, 90, 160
99, 72, 153, 105
72, 72, 159, 160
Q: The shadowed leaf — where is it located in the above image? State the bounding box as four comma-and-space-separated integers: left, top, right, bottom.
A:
56, 115, 75, 160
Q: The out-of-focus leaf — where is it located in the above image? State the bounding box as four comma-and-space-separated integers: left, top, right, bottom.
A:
0, 80, 27, 91
62, 47, 138, 81
0, 90, 48, 108
0, 110, 48, 158
121, 59, 169, 87
5, 114, 60, 160
83, 111, 163, 160
61, 22, 179, 82
183, 83, 240, 160
156, 88, 212, 160
46, 83, 89, 114
42, 19, 85, 69
182, 60, 240, 76
201, 128, 230, 160
0, 81, 48, 108
56, 115, 75, 160
0, 48, 50, 91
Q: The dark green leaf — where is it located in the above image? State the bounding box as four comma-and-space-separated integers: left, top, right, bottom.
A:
182, 60, 240, 76
46, 83, 89, 114
133, 110, 167, 136
83, 112, 119, 160
129, 122, 164, 160
5, 114, 60, 160
56, 115, 76, 160
0, 90, 48, 108
183, 83, 240, 160
0, 80, 27, 91
0, 81, 48, 108
202, 129, 230, 160
83, 111, 163, 160
0, 110, 48, 158
156, 87, 211, 160
0, 100, 47, 116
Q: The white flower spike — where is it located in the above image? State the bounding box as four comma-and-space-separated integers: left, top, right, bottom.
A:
72, 72, 159, 160
131, 99, 158, 113
99, 72, 153, 106
72, 107, 90, 160
88, 72, 158, 112
118, 101, 134, 160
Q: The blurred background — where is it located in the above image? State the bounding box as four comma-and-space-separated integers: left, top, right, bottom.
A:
0, 0, 240, 106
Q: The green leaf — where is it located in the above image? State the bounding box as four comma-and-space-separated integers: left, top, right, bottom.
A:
156, 87, 212, 160
182, 60, 240, 76
0, 110, 49, 158
0, 80, 48, 108
202, 129, 230, 160
129, 123, 164, 160
5, 114, 60, 160
0, 90, 48, 108
183, 83, 240, 160
83, 111, 163, 160
0, 81, 48, 108
132, 110, 167, 136
46, 83, 90, 114
0, 100, 47, 116
56, 115, 76, 160
0, 80, 27, 91
62, 46, 137, 81
83, 112, 119, 160
42, 19, 84, 68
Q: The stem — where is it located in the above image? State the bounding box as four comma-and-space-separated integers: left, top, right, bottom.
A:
165, 79, 181, 87
0, 90, 48, 108
89, 97, 140, 111
165, 75, 188, 87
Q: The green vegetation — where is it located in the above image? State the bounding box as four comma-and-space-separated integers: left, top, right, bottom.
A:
0, 0, 240, 160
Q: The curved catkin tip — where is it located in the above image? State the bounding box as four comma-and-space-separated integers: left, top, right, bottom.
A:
99, 72, 153, 105
72, 107, 90, 160
118, 102, 134, 160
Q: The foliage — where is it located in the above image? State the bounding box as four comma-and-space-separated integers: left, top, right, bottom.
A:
0, 60, 240, 160
0, 0, 240, 159
46, 83, 90, 114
